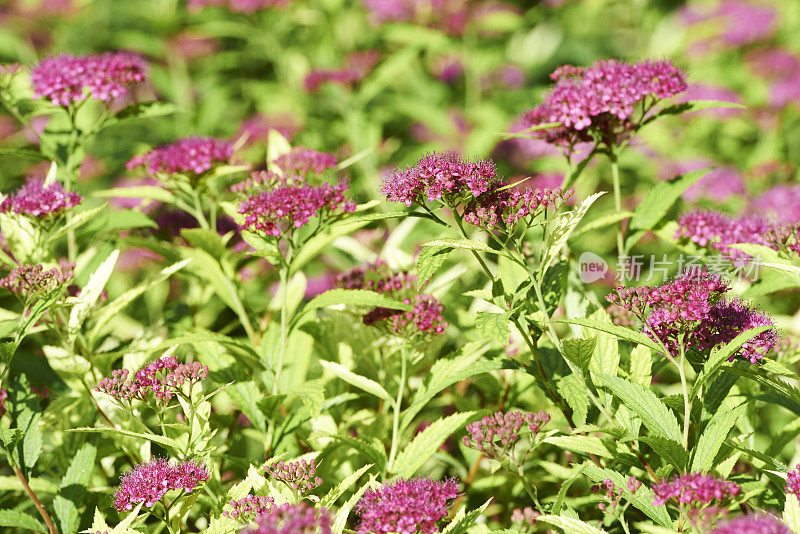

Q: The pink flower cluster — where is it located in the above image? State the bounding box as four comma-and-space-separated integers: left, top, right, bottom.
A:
238, 181, 356, 237
463, 184, 573, 230
95, 357, 209, 404
355, 477, 460, 534
273, 147, 337, 175
382, 152, 498, 207
747, 49, 800, 109
336, 260, 415, 293
31, 52, 148, 106
266, 459, 322, 494
223, 494, 275, 522
0, 261, 74, 297
126, 137, 233, 176
520, 59, 687, 147
786, 464, 800, 497
362, 0, 470, 35
362, 294, 448, 335
713, 514, 791, 534
608, 269, 778, 361
240, 502, 332, 534
231, 170, 286, 193
188, 0, 289, 13
652, 472, 740, 507
462, 410, 550, 459
0, 178, 81, 217
511, 506, 540, 526
591, 478, 623, 513
682, 0, 776, 48
750, 185, 800, 225
113, 458, 210, 511
676, 210, 773, 266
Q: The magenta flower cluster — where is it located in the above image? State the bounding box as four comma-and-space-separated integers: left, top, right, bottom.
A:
591, 478, 623, 513
0, 261, 74, 297
0, 178, 81, 217
750, 184, 800, 225
463, 185, 573, 230
362, 294, 448, 335
265, 459, 322, 494
382, 152, 498, 207
113, 458, 210, 511
238, 181, 356, 237
785, 463, 800, 497
231, 170, 288, 194
608, 268, 779, 362
127, 137, 233, 176
223, 494, 275, 522
511, 506, 540, 526
31, 52, 148, 106
520, 59, 687, 147
462, 410, 550, 459
712, 514, 791, 534
95, 357, 208, 404
676, 210, 773, 266
652, 472, 740, 507
273, 147, 337, 175
336, 260, 415, 293
355, 477, 460, 534
240, 502, 332, 534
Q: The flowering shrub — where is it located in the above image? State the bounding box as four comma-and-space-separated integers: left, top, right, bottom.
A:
2, 2, 800, 534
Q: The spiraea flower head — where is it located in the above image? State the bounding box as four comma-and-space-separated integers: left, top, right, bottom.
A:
31, 52, 148, 106
712, 514, 791, 534
355, 477, 460, 534
0, 178, 81, 217
127, 137, 233, 176
0, 261, 74, 298
113, 458, 210, 511
463, 183, 574, 230
95, 356, 208, 404
652, 472, 740, 507
239, 502, 332, 534
238, 181, 356, 237
336, 259, 415, 293
266, 459, 323, 494
382, 152, 498, 207
224, 494, 275, 522
273, 147, 337, 175
591, 478, 624, 514
785, 464, 800, 497
462, 410, 549, 460
676, 210, 774, 266
362, 294, 448, 336
520, 59, 687, 149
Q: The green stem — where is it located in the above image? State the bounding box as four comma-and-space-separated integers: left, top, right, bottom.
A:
609, 152, 625, 258
272, 260, 290, 395
386, 348, 407, 473
678, 342, 691, 450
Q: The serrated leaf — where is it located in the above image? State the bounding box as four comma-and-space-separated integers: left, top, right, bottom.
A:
691, 403, 745, 472
544, 192, 604, 267
114, 101, 180, 121
562, 337, 596, 372
598, 375, 682, 442
48, 203, 106, 244
582, 464, 673, 528
319, 360, 394, 404
536, 515, 607, 534
68, 249, 119, 336
784, 493, 800, 533
328, 434, 387, 470
292, 379, 325, 417
442, 499, 492, 534
558, 375, 589, 426
558, 318, 664, 353
628, 167, 710, 234
629, 345, 652, 386
302, 289, 413, 316
320, 464, 373, 508
543, 436, 614, 458
423, 238, 500, 254
639, 436, 687, 471
416, 245, 453, 289
0, 509, 45, 531
391, 411, 476, 477
68, 427, 181, 452
474, 311, 511, 346
54, 441, 97, 534
333, 476, 375, 533
94, 185, 176, 203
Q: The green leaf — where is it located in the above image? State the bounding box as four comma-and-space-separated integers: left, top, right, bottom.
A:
558, 318, 664, 353
68, 249, 119, 336
597, 375, 682, 442
655, 99, 746, 118
628, 167, 711, 234
319, 360, 394, 404
562, 337, 596, 372
0, 509, 45, 532
582, 464, 673, 528
7, 375, 42, 472
552, 464, 588, 515
328, 434, 387, 471
639, 436, 687, 471
292, 379, 325, 417
541, 260, 568, 315
320, 464, 373, 508
571, 211, 635, 240
47, 204, 107, 244
536, 515, 607, 534
423, 238, 500, 255
691, 403, 745, 472
416, 245, 453, 289
544, 192, 604, 267
113, 101, 180, 122
93, 185, 176, 204
391, 412, 476, 477
68, 427, 182, 452
558, 375, 589, 426
543, 436, 614, 458
629, 345, 652, 386
474, 311, 511, 346
333, 476, 375, 534
442, 499, 492, 534
302, 289, 413, 317
0, 148, 49, 160
784, 494, 800, 533
54, 441, 97, 534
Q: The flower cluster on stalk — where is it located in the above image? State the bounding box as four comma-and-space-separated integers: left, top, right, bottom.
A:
239, 502, 332, 534
607, 268, 779, 362
461, 410, 550, 463
266, 459, 322, 494
337, 260, 447, 336
652, 472, 740, 517
519, 59, 687, 151
0, 178, 81, 217
354, 477, 460, 534
113, 458, 210, 511
676, 209, 773, 266
224, 494, 275, 522
31, 52, 148, 106
0, 261, 74, 298
95, 356, 208, 404
462, 183, 573, 231
127, 137, 233, 176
